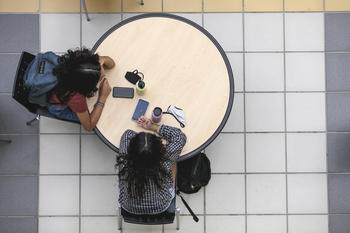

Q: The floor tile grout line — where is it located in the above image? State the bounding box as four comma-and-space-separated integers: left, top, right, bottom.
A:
323, 0, 331, 232
8, 171, 350, 176
121, 0, 123, 21
6, 171, 350, 176
282, 0, 290, 232
4, 11, 350, 14
79, 128, 82, 233
241, 0, 248, 231
24, 213, 335, 217
0, 213, 339, 217
224, 51, 350, 53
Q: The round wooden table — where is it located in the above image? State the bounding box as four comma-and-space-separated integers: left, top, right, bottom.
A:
88, 13, 234, 161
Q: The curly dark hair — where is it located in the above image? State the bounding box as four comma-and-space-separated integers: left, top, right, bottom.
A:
52, 48, 101, 103
117, 132, 171, 198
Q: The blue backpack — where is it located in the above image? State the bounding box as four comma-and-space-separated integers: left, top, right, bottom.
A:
23, 52, 59, 106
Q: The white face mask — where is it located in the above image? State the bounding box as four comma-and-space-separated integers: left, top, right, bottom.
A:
164, 105, 186, 128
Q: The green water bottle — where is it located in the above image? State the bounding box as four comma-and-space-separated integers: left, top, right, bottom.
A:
136, 80, 146, 95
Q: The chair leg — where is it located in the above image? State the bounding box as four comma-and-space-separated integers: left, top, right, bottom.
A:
175, 207, 180, 230
81, 0, 90, 21
26, 115, 40, 126
117, 207, 122, 230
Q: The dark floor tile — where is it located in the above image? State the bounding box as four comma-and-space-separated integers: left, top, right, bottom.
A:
0, 217, 37, 233
0, 54, 21, 93
328, 133, 350, 172
326, 53, 350, 91
0, 14, 39, 53
327, 93, 350, 132
326, 13, 350, 51
329, 174, 350, 213
330, 215, 350, 233
0, 95, 38, 134
0, 176, 38, 216
0, 135, 38, 175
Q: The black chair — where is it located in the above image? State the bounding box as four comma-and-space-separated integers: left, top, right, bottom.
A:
12, 51, 80, 126
118, 198, 180, 230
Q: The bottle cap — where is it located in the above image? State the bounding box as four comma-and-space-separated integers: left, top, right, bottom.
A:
138, 80, 145, 89
153, 107, 162, 116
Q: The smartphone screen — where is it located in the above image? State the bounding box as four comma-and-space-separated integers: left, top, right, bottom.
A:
132, 99, 149, 121
113, 87, 134, 98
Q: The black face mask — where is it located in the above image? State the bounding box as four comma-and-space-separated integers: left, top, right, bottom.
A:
125, 69, 144, 84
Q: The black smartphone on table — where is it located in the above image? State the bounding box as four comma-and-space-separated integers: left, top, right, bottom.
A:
132, 99, 149, 121
113, 87, 134, 98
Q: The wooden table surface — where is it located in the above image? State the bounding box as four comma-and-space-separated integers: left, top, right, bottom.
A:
88, 13, 234, 160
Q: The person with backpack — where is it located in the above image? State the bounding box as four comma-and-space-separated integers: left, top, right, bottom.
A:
24, 48, 114, 131
116, 116, 186, 214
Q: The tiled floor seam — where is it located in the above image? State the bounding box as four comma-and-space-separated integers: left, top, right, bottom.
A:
323, 0, 331, 231
241, 0, 248, 231
2, 11, 350, 14
6, 172, 350, 176
34, 213, 330, 216
36, 131, 40, 233
282, 0, 290, 232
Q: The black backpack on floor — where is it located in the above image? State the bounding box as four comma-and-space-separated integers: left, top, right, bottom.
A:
176, 152, 211, 222
177, 152, 211, 194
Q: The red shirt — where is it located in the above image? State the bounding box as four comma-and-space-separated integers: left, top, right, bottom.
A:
50, 92, 88, 113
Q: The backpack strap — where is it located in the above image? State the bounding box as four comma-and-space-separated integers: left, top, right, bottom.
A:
176, 190, 199, 222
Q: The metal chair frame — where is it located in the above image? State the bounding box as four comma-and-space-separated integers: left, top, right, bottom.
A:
117, 206, 180, 230
81, 0, 144, 22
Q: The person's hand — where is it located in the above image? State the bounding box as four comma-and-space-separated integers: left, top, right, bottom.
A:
98, 78, 111, 103
137, 116, 153, 130
99, 56, 115, 69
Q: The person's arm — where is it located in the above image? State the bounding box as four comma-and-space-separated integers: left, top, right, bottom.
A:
99, 56, 115, 69
157, 124, 187, 155
137, 116, 187, 156
77, 78, 111, 131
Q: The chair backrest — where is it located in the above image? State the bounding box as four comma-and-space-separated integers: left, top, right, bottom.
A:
121, 198, 175, 225
12, 52, 37, 114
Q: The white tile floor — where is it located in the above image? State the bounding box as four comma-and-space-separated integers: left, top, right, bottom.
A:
39, 10, 328, 233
